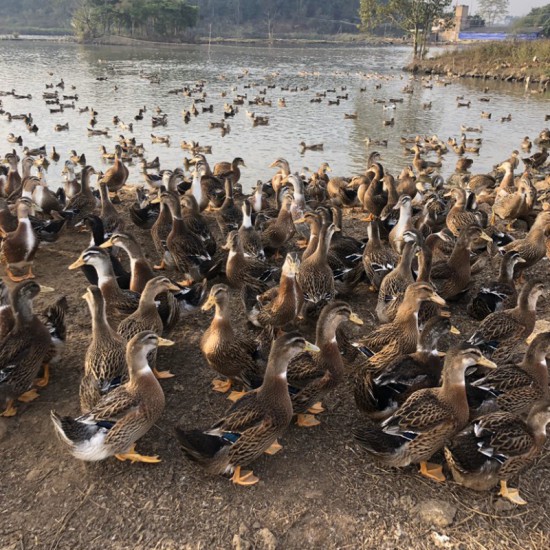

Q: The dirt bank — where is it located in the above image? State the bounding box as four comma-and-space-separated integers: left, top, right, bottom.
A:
1, 188, 550, 549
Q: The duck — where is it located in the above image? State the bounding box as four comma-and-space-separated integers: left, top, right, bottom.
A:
244, 252, 303, 331
79, 286, 127, 413
155, 191, 214, 285
0, 279, 11, 339
238, 201, 264, 260
362, 220, 399, 291
260, 193, 296, 258
491, 178, 530, 228
213, 157, 246, 186
0, 281, 53, 416
354, 282, 447, 407
388, 195, 415, 253
175, 332, 318, 485
327, 206, 364, 267
430, 224, 492, 300
63, 165, 98, 225
99, 145, 128, 199
288, 301, 363, 427
215, 178, 242, 238
470, 331, 550, 417
7, 133, 23, 145
62, 160, 81, 199
523, 147, 548, 170
191, 159, 225, 210
0, 199, 39, 281
200, 284, 264, 396
69, 247, 140, 315
444, 399, 550, 505
116, 276, 180, 379
354, 345, 497, 482
297, 222, 337, 313
326, 176, 357, 207
51, 331, 170, 463
468, 280, 545, 362
98, 181, 125, 236
224, 231, 278, 294
299, 142, 324, 152
445, 188, 483, 236
357, 316, 459, 421
81, 216, 130, 289
467, 251, 525, 320
502, 210, 550, 278
101, 232, 207, 317
34, 295, 68, 388
180, 194, 217, 257
376, 230, 420, 323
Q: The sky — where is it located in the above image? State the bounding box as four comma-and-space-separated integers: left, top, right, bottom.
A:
466, 0, 547, 17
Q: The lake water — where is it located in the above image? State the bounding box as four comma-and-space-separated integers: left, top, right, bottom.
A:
0, 40, 548, 192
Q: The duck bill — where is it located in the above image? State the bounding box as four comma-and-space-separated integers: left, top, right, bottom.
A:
150, 196, 161, 204
68, 257, 86, 270
201, 295, 216, 311
168, 283, 181, 292
477, 356, 498, 369
294, 217, 306, 224
479, 232, 493, 242
157, 337, 175, 347
429, 293, 446, 306
349, 313, 364, 325
303, 341, 320, 353
39, 285, 55, 293
99, 239, 114, 249
450, 326, 461, 335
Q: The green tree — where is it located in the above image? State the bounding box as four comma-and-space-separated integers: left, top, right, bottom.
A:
513, 3, 550, 37
476, 0, 509, 26
359, 0, 453, 57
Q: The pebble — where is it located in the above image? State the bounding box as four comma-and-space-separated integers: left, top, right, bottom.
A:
257, 528, 277, 550
416, 499, 457, 528
494, 498, 515, 513
232, 534, 251, 550
0, 419, 8, 442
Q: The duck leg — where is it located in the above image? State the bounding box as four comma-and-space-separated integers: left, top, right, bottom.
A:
307, 402, 324, 415
296, 413, 321, 427
212, 378, 232, 393
227, 390, 248, 402
1, 400, 17, 417
152, 367, 175, 379
153, 260, 166, 271
34, 364, 50, 387
115, 444, 161, 463
264, 440, 283, 455
498, 480, 527, 505
231, 465, 259, 486
419, 461, 446, 482
5, 267, 34, 282
18, 388, 40, 403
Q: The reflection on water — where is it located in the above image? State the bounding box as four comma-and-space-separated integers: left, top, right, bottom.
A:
0, 41, 547, 192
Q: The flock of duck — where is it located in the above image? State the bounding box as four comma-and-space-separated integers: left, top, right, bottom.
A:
1, 73, 550, 507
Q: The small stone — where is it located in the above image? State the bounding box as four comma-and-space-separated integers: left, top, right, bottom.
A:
0, 419, 8, 442
25, 468, 43, 482
416, 499, 457, 528
252, 521, 261, 530
232, 534, 251, 550
257, 528, 277, 550
493, 498, 514, 513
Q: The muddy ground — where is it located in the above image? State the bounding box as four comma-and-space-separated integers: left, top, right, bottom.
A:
1, 188, 550, 550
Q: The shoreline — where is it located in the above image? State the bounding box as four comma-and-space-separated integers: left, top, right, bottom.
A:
407, 40, 550, 86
